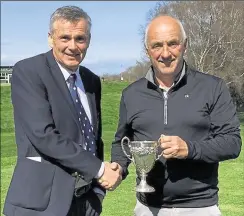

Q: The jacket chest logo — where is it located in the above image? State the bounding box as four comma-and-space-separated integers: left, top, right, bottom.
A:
184, 94, 189, 98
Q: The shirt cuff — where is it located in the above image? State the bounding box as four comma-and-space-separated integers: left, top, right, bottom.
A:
95, 162, 104, 179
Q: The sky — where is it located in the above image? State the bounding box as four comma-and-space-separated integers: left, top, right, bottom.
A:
1, 1, 159, 76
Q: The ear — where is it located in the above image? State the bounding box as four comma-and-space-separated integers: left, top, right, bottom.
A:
183, 38, 188, 53
87, 32, 91, 48
48, 32, 54, 48
145, 45, 150, 58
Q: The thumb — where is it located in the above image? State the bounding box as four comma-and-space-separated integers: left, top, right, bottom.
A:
110, 162, 119, 170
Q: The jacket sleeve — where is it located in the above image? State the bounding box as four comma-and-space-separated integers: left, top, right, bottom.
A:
187, 79, 242, 163
111, 93, 132, 179
11, 61, 102, 183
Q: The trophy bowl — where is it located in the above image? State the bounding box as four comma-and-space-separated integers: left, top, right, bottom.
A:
121, 136, 160, 193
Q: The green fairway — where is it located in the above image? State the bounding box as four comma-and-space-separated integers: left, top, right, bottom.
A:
1, 83, 243, 216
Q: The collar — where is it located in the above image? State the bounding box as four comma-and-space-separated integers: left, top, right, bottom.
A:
145, 61, 186, 89
57, 62, 80, 82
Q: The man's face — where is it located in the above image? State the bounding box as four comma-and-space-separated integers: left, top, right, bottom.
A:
146, 17, 187, 76
48, 18, 90, 71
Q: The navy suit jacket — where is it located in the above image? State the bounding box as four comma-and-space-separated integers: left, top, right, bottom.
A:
3, 50, 104, 216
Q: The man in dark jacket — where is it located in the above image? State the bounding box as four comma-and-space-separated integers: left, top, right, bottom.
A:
3, 6, 121, 216
110, 15, 242, 216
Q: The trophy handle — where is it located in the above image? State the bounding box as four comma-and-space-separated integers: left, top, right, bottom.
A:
156, 134, 164, 160
121, 136, 133, 161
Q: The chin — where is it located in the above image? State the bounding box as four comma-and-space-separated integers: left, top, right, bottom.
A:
159, 67, 176, 75
63, 63, 79, 70
66, 60, 80, 66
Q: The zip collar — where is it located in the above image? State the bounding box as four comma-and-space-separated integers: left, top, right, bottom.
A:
145, 61, 186, 90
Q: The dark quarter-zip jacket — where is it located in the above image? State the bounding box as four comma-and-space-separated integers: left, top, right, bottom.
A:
111, 64, 242, 208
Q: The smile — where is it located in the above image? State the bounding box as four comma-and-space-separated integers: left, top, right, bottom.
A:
158, 59, 175, 63
65, 53, 80, 57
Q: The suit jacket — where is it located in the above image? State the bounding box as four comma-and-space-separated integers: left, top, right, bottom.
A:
3, 50, 104, 216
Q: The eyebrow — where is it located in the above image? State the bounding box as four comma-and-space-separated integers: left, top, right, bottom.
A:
58, 33, 87, 39
150, 39, 181, 46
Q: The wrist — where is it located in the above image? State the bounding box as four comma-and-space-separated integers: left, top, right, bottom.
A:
95, 162, 105, 179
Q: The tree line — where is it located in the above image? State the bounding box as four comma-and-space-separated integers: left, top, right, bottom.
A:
103, 1, 244, 110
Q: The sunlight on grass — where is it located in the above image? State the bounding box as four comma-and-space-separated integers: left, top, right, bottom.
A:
1, 84, 243, 216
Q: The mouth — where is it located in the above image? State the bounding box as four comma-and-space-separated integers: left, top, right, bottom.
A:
158, 59, 175, 64
65, 53, 80, 58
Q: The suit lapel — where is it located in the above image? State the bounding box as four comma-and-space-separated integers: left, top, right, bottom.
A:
45, 50, 82, 130
79, 67, 98, 137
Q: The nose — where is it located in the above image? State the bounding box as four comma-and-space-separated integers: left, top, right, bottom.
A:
68, 39, 77, 50
160, 45, 171, 59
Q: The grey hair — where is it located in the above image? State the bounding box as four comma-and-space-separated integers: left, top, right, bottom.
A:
144, 15, 187, 49
49, 5, 92, 34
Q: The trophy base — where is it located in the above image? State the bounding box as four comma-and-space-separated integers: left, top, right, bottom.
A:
136, 185, 155, 193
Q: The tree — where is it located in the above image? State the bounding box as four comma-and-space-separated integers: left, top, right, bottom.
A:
139, 1, 244, 108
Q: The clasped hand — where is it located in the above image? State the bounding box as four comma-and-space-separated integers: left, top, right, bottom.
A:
159, 135, 189, 159
97, 162, 122, 191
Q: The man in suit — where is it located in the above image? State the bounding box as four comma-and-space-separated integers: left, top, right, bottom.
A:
110, 15, 242, 216
3, 5, 121, 216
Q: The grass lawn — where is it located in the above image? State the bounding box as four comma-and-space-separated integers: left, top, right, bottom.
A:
1, 83, 243, 216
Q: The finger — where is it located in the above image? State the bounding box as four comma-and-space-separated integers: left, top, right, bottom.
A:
161, 136, 172, 143
161, 142, 172, 150
103, 185, 112, 190
118, 165, 123, 174
101, 181, 113, 189
111, 179, 122, 191
110, 162, 118, 170
107, 187, 114, 191
158, 134, 165, 143
163, 148, 174, 155
162, 153, 173, 159
112, 163, 123, 175
101, 182, 110, 188
98, 177, 105, 184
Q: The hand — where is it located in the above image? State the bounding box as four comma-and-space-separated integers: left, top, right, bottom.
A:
160, 135, 188, 159
106, 162, 123, 190
97, 162, 122, 191
110, 162, 123, 175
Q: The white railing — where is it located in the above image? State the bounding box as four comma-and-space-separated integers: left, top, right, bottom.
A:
0, 71, 12, 83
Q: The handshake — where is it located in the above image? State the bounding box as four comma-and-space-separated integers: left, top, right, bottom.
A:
97, 162, 122, 191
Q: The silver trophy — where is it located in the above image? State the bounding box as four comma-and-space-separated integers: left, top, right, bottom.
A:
121, 136, 161, 193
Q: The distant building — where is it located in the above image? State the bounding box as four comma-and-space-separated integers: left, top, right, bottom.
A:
0, 66, 13, 83
120, 73, 124, 81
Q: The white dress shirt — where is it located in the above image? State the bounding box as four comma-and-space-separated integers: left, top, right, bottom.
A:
57, 63, 105, 196
59, 64, 92, 123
